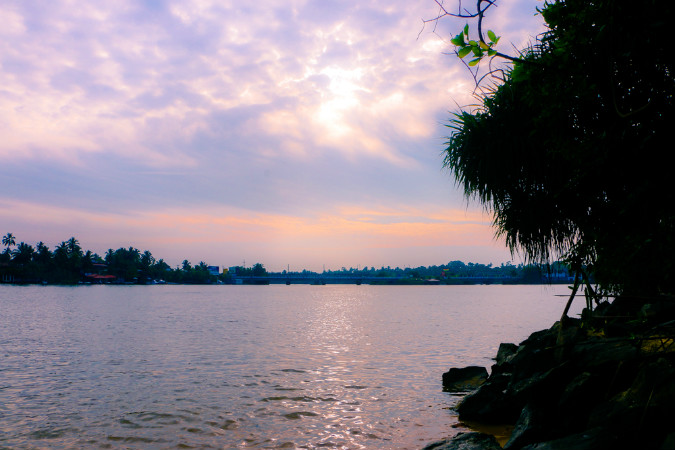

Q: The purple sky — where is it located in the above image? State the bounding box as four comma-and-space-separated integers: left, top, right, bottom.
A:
1, 1, 545, 271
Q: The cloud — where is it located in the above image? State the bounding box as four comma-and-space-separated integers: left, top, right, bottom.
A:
0, 195, 506, 270
0, 0, 543, 268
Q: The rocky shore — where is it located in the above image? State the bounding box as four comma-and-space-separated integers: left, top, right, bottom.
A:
426, 295, 675, 450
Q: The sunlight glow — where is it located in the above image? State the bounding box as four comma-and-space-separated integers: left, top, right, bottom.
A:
0, 197, 500, 271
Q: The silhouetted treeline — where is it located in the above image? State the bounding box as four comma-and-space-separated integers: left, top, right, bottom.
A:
1, 232, 570, 285
273, 260, 571, 283
1, 233, 218, 285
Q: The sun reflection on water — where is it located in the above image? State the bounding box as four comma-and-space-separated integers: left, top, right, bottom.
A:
0, 284, 582, 449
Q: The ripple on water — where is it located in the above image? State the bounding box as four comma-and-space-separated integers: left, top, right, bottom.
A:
0, 284, 579, 450
106, 435, 165, 444
28, 427, 78, 440
283, 411, 319, 420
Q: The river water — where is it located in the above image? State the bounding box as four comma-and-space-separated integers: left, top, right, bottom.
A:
0, 284, 581, 449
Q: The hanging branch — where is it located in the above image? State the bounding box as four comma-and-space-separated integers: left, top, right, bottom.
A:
421, 0, 539, 92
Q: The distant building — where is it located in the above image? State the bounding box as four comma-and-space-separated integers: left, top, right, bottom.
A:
207, 266, 220, 276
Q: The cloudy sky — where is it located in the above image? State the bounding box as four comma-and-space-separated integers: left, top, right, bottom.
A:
1, 0, 544, 271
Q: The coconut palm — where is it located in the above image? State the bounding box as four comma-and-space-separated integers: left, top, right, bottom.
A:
12, 242, 35, 265
2, 233, 16, 250
66, 237, 82, 257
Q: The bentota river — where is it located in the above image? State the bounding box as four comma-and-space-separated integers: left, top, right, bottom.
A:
0, 284, 582, 449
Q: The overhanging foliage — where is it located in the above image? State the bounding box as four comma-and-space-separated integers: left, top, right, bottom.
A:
444, 0, 674, 296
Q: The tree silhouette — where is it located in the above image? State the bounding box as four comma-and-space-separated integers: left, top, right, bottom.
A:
442, 0, 674, 297
2, 232, 16, 250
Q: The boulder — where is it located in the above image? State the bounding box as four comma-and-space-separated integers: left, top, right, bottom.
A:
491, 343, 518, 376
556, 371, 603, 431
518, 427, 618, 450
438, 295, 675, 450
588, 357, 675, 444
422, 432, 502, 450
458, 359, 572, 424
503, 403, 543, 449
456, 372, 519, 423
496, 343, 518, 365
442, 366, 489, 392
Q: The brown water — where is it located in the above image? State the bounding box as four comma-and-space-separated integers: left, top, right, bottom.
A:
0, 284, 581, 449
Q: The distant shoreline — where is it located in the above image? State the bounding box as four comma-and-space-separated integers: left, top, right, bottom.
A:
0, 278, 573, 287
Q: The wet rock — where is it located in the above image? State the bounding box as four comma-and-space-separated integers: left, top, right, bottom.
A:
456, 372, 518, 423
458, 354, 572, 425
442, 366, 488, 392
422, 432, 502, 450
496, 343, 518, 365
491, 343, 519, 376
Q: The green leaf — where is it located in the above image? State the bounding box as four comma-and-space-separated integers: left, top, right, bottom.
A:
468, 58, 481, 67
479, 41, 489, 50
450, 34, 464, 46
487, 30, 497, 42
493, 36, 501, 45
458, 47, 472, 58
488, 49, 497, 56
468, 40, 478, 46
472, 46, 483, 57
463, 24, 469, 36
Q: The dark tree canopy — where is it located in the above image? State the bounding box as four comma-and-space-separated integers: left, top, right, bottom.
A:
444, 0, 674, 296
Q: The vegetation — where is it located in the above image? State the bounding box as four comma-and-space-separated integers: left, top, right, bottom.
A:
1, 232, 565, 285
0, 234, 220, 285
281, 261, 568, 284
440, 0, 674, 298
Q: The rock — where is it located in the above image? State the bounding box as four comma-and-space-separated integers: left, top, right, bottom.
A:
568, 338, 639, 372
588, 357, 675, 443
458, 360, 572, 425
440, 296, 675, 450
442, 366, 489, 392
518, 427, 618, 450
491, 343, 519, 376
556, 371, 602, 431
422, 432, 502, 450
456, 372, 518, 423
638, 299, 675, 325
660, 432, 675, 450
496, 343, 518, 365
504, 403, 546, 449
507, 327, 559, 384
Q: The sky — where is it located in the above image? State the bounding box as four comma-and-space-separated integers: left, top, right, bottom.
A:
0, 0, 545, 272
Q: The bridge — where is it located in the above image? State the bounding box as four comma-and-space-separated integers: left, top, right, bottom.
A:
230, 275, 522, 285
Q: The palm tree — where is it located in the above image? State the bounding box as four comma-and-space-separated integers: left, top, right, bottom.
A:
66, 237, 82, 257
141, 250, 155, 269
34, 242, 52, 268
53, 241, 69, 266
12, 242, 35, 265
2, 233, 16, 250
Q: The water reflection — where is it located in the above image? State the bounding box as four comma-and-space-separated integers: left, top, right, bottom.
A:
0, 284, 582, 449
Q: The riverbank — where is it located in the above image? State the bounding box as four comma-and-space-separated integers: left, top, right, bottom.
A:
429, 295, 675, 450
